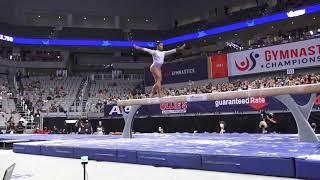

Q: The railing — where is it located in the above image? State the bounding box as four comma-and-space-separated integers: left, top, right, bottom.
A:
79, 77, 89, 117
13, 75, 18, 92
92, 73, 143, 80
0, 58, 67, 69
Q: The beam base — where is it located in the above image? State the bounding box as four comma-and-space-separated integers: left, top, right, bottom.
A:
275, 94, 318, 143
122, 105, 141, 138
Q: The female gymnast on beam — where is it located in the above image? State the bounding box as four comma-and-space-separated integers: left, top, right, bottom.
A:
134, 42, 185, 97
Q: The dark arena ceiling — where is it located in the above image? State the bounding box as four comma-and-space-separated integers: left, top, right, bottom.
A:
0, 0, 258, 23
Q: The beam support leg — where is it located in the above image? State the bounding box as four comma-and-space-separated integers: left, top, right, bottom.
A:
121, 105, 142, 138
275, 94, 318, 143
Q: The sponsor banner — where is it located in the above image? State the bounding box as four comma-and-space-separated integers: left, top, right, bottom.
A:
160, 102, 187, 114
144, 57, 208, 86
209, 54, 228, 78
228, 38, 320, 76
105, 94, 320, 117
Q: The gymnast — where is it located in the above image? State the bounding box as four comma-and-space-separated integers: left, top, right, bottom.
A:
134, 41, 186, 97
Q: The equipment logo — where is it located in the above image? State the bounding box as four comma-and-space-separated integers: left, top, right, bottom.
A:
160, 102, 187, 114
235, 52, 259, 72
215, 97, 267, 110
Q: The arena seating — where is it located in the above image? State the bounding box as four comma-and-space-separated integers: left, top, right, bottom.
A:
12, 26, 54, 38
18, 74, 143, 113
58, 27, 124, 40
0, 75, 15, 113
86, 79, 142, 112
132, 72, 320, 100
129, 29, 171, 41
0, 22, 12, 35
0, 75, 19, 131
21, 76, 82, 112
18, 71, 319, 114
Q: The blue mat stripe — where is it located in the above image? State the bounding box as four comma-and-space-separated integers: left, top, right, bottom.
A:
296, 158, 320, 179
202, 155, 295, 177
167, 153, 202, 169
74, 148, 118, 162
137, 151, 169, 167
40, 146, 74, 158
117, 150, 137, 163
13, 144, 41, 155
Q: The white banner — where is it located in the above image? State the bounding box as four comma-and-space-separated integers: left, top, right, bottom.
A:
227, 38, 320, 76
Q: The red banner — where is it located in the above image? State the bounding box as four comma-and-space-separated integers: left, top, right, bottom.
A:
210, 54, 228, 78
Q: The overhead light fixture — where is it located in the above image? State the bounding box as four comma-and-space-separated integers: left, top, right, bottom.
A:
291, 21, 294, 24
38, 15, 41, 18
146, 19, 149, 22
128, 19, 130, 22
310, 30, 314, 35
103, 17, 106, 21
83, 17, 87, 20
59, 16, 61, 19
313, 17, 316, 20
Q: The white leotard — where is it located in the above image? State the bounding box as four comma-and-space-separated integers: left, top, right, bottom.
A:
143, 48, 176, 66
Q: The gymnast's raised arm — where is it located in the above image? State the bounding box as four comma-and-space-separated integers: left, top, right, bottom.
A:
133, 45, 155, 55
164, 44, 186, 56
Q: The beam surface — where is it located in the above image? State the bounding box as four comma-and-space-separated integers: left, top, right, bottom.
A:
117, 84, 320, 106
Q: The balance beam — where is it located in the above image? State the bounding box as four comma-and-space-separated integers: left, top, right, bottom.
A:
118, 83, 320, 142
117, 83, 320, 106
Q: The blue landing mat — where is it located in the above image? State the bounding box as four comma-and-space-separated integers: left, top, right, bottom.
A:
295, 148, 320, 179
3, 133, 320, 178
